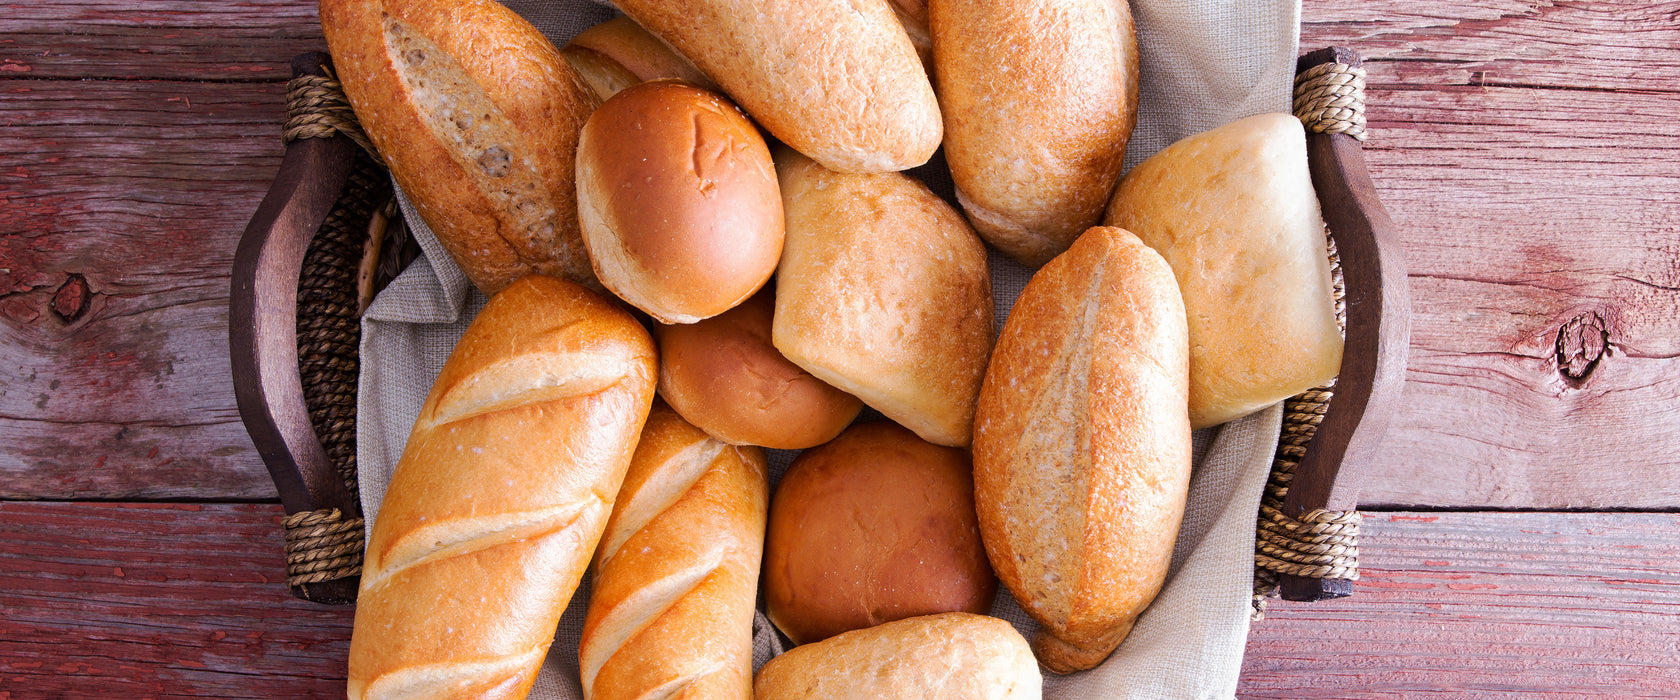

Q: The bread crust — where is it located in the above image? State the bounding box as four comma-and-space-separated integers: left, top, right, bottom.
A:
579, 404, 768, 700
612, 0, 941, 173
754, 613, 1041, 699
655, 289, 862, 449
931, 0, 1138, 267
972, 226, 1191, 673
320, 0, 602, 296
577, 80, 783, 324
1104, 113, 1343, 428
772, 149, 994, 447
347, 275, 658, 700
763, 422, 996, 646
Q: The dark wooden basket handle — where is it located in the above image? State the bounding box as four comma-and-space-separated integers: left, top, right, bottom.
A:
1280, 47, 1412, 601
230, 53, 364, 605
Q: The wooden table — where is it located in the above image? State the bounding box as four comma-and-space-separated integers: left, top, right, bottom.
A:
3, 1, 1677, 696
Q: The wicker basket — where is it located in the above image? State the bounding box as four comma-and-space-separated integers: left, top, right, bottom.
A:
229, 47, 1408, 609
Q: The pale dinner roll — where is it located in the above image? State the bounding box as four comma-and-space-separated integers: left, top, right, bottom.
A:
1104, 112, 1343, 428
773, 149, 994, 447
577, 81, 783, 324
560, 16, 716, 99
754, 613, 1041, 700
763, 421, 996, 646
655, 289, 863, 449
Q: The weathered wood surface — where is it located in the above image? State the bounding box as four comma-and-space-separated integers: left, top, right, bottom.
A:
3, 0, 1676, 506
4, 503, 1675, 697
1, 80, 287, 500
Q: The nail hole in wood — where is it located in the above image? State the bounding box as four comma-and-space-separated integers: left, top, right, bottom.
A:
50, 274, 91, 323
1555, 312, 1607, 387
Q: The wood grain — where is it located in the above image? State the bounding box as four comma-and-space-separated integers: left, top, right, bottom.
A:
0, 80, 287, 500
1353, 82, 1680, 507
1, 1, 1675, 508
4, 503, 1674, 697
1244, 511, 1680, 698
1302, 0, 1680, 92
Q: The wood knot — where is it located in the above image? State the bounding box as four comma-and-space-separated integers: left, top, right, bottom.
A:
1555, 312, 1608, 386
50, 274, 91, 322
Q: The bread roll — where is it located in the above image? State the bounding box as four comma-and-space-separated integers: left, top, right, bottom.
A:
754, 613, 1041, 700
972, 226, 1191, 674
931, 0, 1138, 267
561, 16, 716, 99
773, 150, 993, 447
887, 0, 935, 78
320, 0, 601, 295
347, 275, 658, 699
655, 289, 863, 449
577, 80, 783, 324
612, 0, 941, 173
763, 421, 995, 646
579, 403, 768, 700
1104, 113, 1342, 428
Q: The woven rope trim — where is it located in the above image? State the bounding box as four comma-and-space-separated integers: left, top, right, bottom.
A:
1252, 229, 1358, 619
284, 69, 386, 165
282, 508, 365, 586
1293, 61, 1368, 141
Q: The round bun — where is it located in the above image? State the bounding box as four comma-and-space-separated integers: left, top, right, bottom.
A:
577, 80, 783, 324
764, 421, 997, 646
655, 289, 863, 449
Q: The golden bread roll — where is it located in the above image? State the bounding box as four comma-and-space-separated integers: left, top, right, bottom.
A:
763, 421, 996, 646
931, 0, 1139, 267
320, 0, 601, 295
612, 0, 941, 173
347, 275, 658, 699
754, 613, 1041, 699
973, 226, 1192, 673
561, 16, 716, 99
1104, 112, 1342, 428
654, 289, 863, 450
579, 403, 768, 700
577, 80, 783, 324
773, 149, 994, 447
887, 0, 935, 78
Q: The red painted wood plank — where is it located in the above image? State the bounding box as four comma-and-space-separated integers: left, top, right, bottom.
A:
1301, 0, 1680, 93
1243, 512, 1680, 698
4, 503, 1676, 696
1, 81, 289, 500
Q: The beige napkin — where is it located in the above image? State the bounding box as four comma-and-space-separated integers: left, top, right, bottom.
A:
358, 1, 1298, 697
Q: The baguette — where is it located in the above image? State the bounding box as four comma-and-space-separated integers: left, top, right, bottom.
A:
931, 0, 1138, 267
347, 275, 658, 699
772, 149, 994, 448
972, 226, 1191, 673
612, 0, 941, 173
320, 0, 601, 295
580, 403, 768, 700
754, 613, 1041, 699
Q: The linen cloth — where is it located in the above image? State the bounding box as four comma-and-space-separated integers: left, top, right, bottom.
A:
358, 1, 1299, 697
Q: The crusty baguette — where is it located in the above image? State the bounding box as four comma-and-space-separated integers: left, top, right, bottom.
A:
772, 149, 994, 448
1104, 113, 1343, 428
347, 275, 658, 700
579, 403, 768, 700
612, 0, 941, 173
561, 16, 716, 100
972, 226, 1192, 673
320, 0, 601, 295
753, 613, 1041, 699
931, 0, 1138, 267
